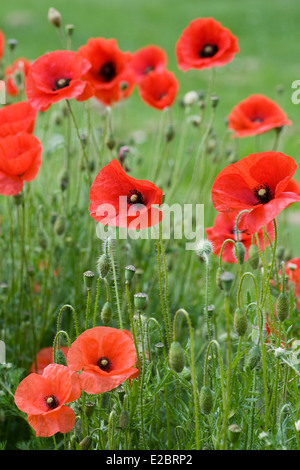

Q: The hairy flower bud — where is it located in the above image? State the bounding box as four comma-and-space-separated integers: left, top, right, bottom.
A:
101, 301, 113, 324
234, 307, 248, 337
248, 243, 259, 270
276, 292, 289, 322
199, 386, 213, 414
169, 341, 185, 373
97, 253, 110, 278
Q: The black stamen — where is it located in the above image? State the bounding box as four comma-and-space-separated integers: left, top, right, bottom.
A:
99, 61, 116, 82
253, 183, 273, 204
127, 189, 144, 205
97, 356, 111, 371
53, 78, 71, 91
199, 44, 218, 58
44, 394, 59, 410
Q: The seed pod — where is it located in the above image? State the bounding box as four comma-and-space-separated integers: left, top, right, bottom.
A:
97, 253, 110, 278
235, 241, 245, 265
248, 243, 259, 269
276, 292, 289, 322
134, 293, 148, 311
125, 265, 136, 283
169, 341, 185, 373
119, 410, 129, 430
101, 301, 112, 324
199, 386, 213, 414
220, 271, 235, 292
83, 270, 95, 290
85, 401, 95, 418
245, 345, 261, 371
234, 307, 248, 337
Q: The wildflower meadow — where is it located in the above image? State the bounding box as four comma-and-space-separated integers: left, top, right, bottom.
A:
1, 0, 300, 454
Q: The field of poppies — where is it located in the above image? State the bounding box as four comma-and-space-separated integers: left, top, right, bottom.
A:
1, 1, 300, 452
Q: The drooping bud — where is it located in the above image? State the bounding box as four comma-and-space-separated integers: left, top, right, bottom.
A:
96, 253, 110, 278
168, 341, 185, 373
134, 292, 148, 311
195, 239, 213, 261
83, 270, 95, 290
106, 133, 116, 150
101, 301, 112, 324
245, 345, 261, 371
165, 124, 175, 142
79, 435, 92, 450
276, 292, 289, 322
228, 424, 242, 444
54, 214, 66, 236
248, 243, 260, 270
37, 229, 48, 250
48, 7, 62, 28
234, 307, 248, 337
199, 385, 213, 414
235, 241, 245, 265
55, 348, 67, 366
210, 94, 219, 108
216, 266, 224, 290
119, 410, 129, 430
125, 265, 136, 283
59, 168, 69, 191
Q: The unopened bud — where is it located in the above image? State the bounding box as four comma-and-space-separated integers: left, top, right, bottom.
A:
54, 214, 66, 235
276, 292, 289, 322
165, 124, 175, 142
101, 301, 112, 324
55, 348, 67, 366
97, 253, 110, 278
199, 385, 213, 414
248, 243, 259, 269
234, 307, 248, 337
245, 345, 261, 371
195, 239, 213, 261
79, 435, 92, 450
48, 7, 62, 28
106, 133, 116, 150
169, 341, 185, 373
235, 241, 245, 265
119, 410, 129, 430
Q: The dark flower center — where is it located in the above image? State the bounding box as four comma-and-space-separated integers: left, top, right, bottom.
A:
53, 77, 71, 91
253, 183, 273, 204
99, 61, 117, 82
44, 394, 59, 410
199, 44, 219, 58
127, 189, 144, 205
144, 66, 154, 75
251, 117, 264, 123
97, 356, 111, 371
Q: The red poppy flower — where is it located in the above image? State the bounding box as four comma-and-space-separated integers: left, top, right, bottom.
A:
129, 45, 167, 83
0, 30, 4, 62
0, 131, 42, 196
227, 94, 292, 138
175, 17, 239, 72
206, 211, 274, 263
89, 159, 163, 229
0, 101, 37, 138
29, 347, 69, 375
78, 37, 136, 106
14, 363, 81, 437
4, 57, 31, 97
138, 69, 179, 110
211, 151, 300, 233
25, 50, 93, 111
67, 327, 139, 394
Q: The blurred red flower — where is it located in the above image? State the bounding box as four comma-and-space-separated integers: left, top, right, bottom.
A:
14, 363, 81, 437
138, 69, 179, 110
67, 327, 139, 394
0, 132, 42, 195
0, 30, 4, 61
29, 346, 69, 375
227, 94, 292, 138
175, 17, 239, 71
4, 58, 31, 97
78, 37, 136, 106
206, 211, 274, 263
130, 45, 167, 82
0, 101, 37, 138
89, 159, 163, 229
25, 50, 93, 111
211, 151, 300, 233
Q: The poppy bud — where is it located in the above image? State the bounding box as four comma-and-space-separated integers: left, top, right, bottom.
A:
235, 241, 245, 265
216, 266, 224, 290
59, 168, 69, 191
234, 307, 248, 337
79, 435, 92, 450
101, 301, 113, 324
195, 239, 213, 261
85, 401, 95, 418
245, 345, 261, 371
134, 292, 148, 310
165, 124, 175, 142
248, 243, 259, 270
83, 270, 95, 290
106, 133, 116, 150
199, 386, 213, 414
37, 229, 48, 250
228, 424, 242, 444
7, 39, 18, 51
54, 214, 66, 235
210, 94, 219, 108
125, 265, 136, 283
169, 341, 185, 373
220, 271, 235, 292
181, 367, 191, 381
55, 348, 67, 366
65, 24, 75, 36
183, 90, 199, 106
276, 292, 289, 322
48, 7, 62, 28
119, 410, 129, 430
97, 253, 110, 278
